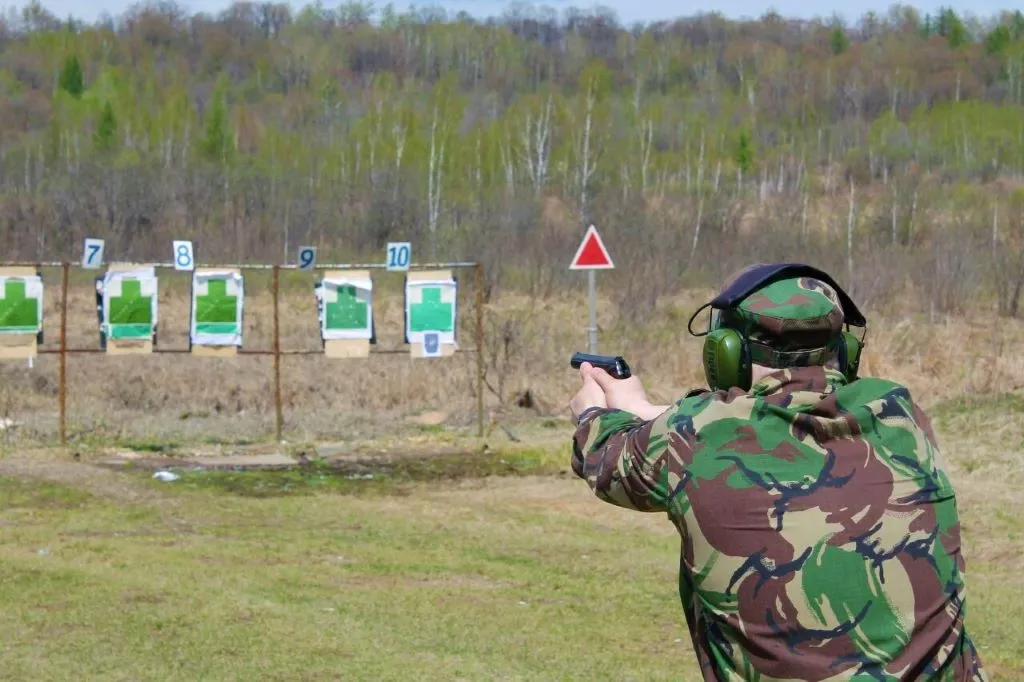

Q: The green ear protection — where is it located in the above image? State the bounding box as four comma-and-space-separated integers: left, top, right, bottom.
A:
687, 263, 867, 392
700, 326, 864, 392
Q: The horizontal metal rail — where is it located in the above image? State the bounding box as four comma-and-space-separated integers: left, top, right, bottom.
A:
3, 261, 480, 270
37, 347, 479, 355
2, 261, 487, 445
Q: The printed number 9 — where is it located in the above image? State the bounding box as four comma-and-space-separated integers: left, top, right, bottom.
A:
176, 244, 192, 267
299, 248, 314, 269
388, 244, 409, 268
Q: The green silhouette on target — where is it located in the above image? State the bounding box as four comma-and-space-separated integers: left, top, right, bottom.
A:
108, 278, 153, 339
325, 284, 368, 330
195, 278, 239, 334
410, 286, 453, 332
0, 279, 40, 332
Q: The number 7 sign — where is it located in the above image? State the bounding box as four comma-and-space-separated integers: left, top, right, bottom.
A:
82, 238, 105, 269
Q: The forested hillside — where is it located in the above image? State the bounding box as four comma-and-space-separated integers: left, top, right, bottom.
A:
2, 1, 1024, 317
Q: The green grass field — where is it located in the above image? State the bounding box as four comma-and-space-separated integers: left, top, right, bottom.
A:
0, 397, 1021, 681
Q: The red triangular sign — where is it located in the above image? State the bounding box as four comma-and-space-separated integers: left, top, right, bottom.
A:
569, 225, 614, 270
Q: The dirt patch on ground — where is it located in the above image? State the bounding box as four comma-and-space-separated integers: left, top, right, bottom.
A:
0, 455, 170, 504
391, 475, 677, 536
333, 573, 516, 591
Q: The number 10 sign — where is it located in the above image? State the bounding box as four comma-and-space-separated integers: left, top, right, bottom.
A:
386, 242, 411, 272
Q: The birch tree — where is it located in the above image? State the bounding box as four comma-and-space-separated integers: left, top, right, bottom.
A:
515, 91, 554, 197
570, 60, 612, 224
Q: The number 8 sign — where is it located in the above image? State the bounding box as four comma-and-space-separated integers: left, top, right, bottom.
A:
386, 242, 411, 272
173, 240, 194, 271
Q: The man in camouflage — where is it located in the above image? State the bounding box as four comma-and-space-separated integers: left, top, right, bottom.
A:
568, 264, 987, 681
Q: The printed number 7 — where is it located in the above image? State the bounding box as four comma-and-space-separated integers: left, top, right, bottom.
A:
86, 244, 100, 264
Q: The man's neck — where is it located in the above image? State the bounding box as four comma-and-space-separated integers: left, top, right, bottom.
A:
750, 365, 847, 397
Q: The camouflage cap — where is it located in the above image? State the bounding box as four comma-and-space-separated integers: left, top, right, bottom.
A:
716, 269, 845, 368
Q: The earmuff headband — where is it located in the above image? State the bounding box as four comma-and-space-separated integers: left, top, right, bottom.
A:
686, 262, 867, 336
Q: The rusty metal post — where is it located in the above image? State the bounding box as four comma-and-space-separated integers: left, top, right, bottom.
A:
474, 263, 485, 438
59, 262, 69, 447
272, 265, 283, 442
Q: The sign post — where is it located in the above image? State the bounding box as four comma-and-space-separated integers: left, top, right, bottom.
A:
568, 224, 614, 353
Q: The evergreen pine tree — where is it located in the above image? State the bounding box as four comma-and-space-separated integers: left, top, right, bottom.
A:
94, 101, 117, 152
735, 130, 753, 175
201, 79, 231, 163
58, 54, 84, 98
830, 27, 849, 55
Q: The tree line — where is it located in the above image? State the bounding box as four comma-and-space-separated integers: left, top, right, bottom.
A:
1, 1, 1023, 318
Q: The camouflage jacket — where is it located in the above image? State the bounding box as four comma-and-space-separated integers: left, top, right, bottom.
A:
571, 366, 987, 681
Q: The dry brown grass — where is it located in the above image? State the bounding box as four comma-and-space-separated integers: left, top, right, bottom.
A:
0, 267, 1022, 448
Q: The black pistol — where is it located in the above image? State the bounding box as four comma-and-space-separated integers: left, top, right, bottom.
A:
570, 352, 632, 379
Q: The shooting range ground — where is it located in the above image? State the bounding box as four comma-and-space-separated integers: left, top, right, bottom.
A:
0, 261, 485, 447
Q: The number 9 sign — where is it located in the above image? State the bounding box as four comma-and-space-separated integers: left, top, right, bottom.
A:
173, 240, 194, 271
386, 242, 411, 272
298, 246, 317, 271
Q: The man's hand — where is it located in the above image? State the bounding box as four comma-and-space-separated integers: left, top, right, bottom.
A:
588, 366, 649, 412
569, 362, 607, 423
589, 365, 670, 421
570, 362, 669, 424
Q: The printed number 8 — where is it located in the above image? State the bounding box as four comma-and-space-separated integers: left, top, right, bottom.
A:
176, 244, 192, 267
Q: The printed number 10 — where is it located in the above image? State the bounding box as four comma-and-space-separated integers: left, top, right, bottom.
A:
387, 243, 410, 271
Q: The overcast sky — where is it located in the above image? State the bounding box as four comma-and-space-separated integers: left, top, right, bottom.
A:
9, 0, 1014, 26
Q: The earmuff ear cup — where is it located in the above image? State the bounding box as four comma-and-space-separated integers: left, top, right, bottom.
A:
839, 330, 863, 381
703, 328, 750, 391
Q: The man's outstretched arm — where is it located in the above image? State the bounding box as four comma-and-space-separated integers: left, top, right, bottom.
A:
570, 404, 692, 513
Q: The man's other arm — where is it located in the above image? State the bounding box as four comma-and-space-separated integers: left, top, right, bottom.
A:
570, 403, 694, 513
